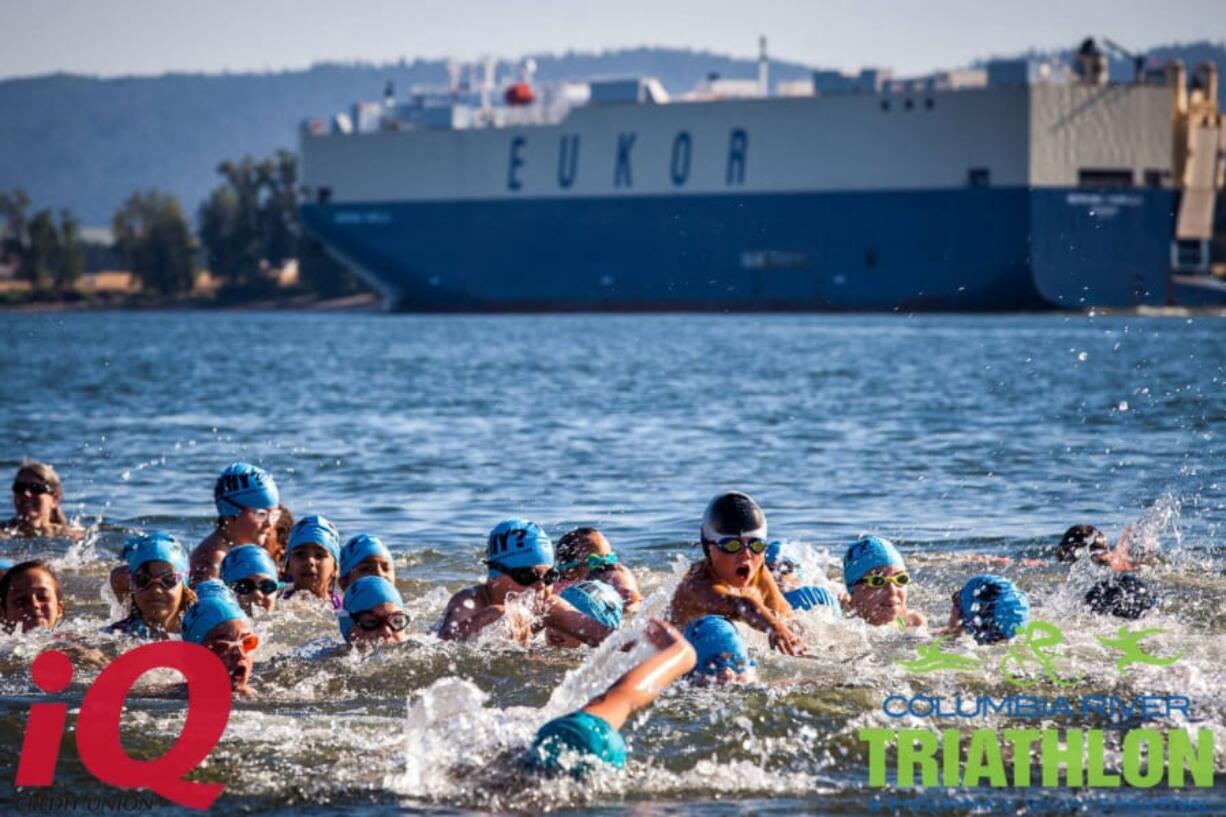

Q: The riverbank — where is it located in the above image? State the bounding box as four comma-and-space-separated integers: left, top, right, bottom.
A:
0, 291, 380, 312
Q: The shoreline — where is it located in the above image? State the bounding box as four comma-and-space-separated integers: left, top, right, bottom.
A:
0, 292, 382, 313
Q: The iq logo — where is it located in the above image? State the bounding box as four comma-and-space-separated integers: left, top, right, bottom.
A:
15, 642, 232, 810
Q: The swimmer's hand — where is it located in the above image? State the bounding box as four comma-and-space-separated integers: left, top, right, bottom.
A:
768, 622, 806, 656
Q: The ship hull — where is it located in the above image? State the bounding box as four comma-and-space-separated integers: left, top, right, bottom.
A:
300, 186, 1177, 311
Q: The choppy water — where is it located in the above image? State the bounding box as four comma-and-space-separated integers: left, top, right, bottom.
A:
2, 311, 1226, 815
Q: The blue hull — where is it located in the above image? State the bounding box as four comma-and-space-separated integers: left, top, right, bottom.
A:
300, 187, 1186, 311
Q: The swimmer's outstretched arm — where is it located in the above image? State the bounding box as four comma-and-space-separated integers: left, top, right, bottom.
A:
683, 581, 805, 656
581, 619, 697, 731
542, 596, 612, 646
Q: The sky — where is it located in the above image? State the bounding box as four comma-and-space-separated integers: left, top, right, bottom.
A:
0, 0, 1223, 80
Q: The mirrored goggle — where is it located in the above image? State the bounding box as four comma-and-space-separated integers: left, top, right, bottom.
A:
859, 572, 911, 588
132, 572, 182, 591
230, 578, 282, 596
710, 537, 769, 555
353, 611, 410, 632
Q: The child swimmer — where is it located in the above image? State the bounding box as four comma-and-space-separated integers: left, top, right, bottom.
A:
183, 580, 261, 695
555, 527, 642, 614
340, 576, 411, 646
527, 618, 696, 776
670, 492, 805, 655
189, 463, 282, 586
439, 519, 614, 646
338, 533, 395, 590
283, 514, 342, 608
107, 532, 195, 639
841, 536, 926, 628
945, 574, 1030, 644
221, 544, 282, 615
682, 615, 756, 685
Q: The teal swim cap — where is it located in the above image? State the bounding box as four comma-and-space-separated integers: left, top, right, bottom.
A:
843, 536, 906, 589
214, 463, 279, 517
182, 580, 249, 644
221, 545, 278, 584
958, 575, 1030, 644
683, 615, 755, 677
0, 558, 13, 571
124, 531, 189, 579
339, 533, 392, 581
339, 575, 405, 641
559, 580, 624, 629
529, 711, 627, 776
785, 585, 842, 617
486, 519, 553, 578
288, 515, 341, 565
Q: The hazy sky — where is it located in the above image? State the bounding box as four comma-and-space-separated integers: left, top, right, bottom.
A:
1, 0, 1222, 80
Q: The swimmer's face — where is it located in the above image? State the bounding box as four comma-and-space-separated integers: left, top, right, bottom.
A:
288, 544, 336, 597
707, 540, 763, 589
131, 560, 184, 625
349, 601, 409, 645
12, 468, 59, 527
232, 573, 278, 614
344, 556, 394, 588
849, 567, 907, 626
202, 618, 257, 693
229, 505, 280, 547
3, 568, 63, 632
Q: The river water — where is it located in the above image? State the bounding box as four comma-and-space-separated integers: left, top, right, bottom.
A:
1, 311, 1225, 815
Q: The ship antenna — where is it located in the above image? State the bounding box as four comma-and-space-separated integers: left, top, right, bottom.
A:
758, 35, 769, 96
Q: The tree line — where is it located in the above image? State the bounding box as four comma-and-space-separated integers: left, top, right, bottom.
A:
0, 150, 361, 301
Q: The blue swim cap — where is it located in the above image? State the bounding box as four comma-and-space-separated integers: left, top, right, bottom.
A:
213, 462, 279, 517
958, 575, 1030, 644
765, 540, 804, 580
683, 615, 755, 677
340, 533, 393, 581
288, 514, 341, 565
843, 535, 906, 589
124, 531, 189, 579
486, 519, 553, 578
339, 575, 405, 641
530, 710, 627, 776
220, 545, 279, 584
0, 558, 15, 571
559, 580, 624, 629
182, 580, 249, 644
785, 585, 843, 617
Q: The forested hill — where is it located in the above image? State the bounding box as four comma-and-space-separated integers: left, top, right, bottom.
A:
2, 43, 1222, 225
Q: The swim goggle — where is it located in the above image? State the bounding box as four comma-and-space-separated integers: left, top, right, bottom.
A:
858, 572, 911, 588
488, 562, 560, 587
12, 480, 53, 496
132, 571, 183, 591
229, 578, 284, 596
208, 633, 260, 656
352, 610, 410, 632
707, 537, 770, 556
218, 496, 281, 523
556, 552, 619, 573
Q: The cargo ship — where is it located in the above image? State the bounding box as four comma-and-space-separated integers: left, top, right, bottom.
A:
298, 39, 1226, 311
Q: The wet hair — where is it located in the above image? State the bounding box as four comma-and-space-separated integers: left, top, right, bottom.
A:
1056, 524, 1108, 563
13, 460, 69, 527
0, 560, 64, 619
557, 527, 601, 564
1084, 574, 1157, 619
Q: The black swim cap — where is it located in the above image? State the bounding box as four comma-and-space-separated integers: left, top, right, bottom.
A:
701, 491, 767, 543
1056, 524, 1108, 563
1084, 574, 1157, 619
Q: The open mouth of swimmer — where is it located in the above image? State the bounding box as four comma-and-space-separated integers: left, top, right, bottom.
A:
735, 565, 751, 579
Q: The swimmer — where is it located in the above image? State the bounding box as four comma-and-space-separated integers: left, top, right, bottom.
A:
108, 532, 194, 639
765, 541, 843, 617
339, 576, 410, 646
0, 559, 65, 633
439, 519, 612, 645
282, 514, 342, 608
547, 579, 624, 648
840, 536, 926, 628
555, 527, 642, 613
221, 544, 283, 615
338, 533, 395, 590
946, 574, 1030, 644
670, 492, 804, 656
182, 580, 260, 695
1084, 574, 1157, 620
1056, 523, 1142, 571
683, 615, 755, 686
4, 460, 82, 539
527, 617, 696, 777
188, 463, 281, 586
